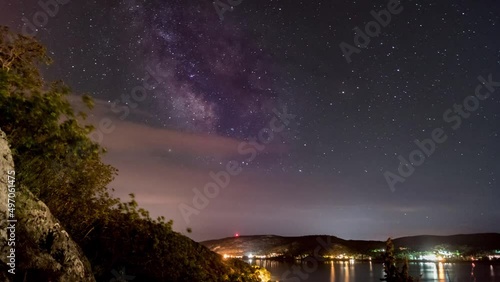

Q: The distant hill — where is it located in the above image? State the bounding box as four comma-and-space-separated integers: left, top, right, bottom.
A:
392, 233, 500, 252
201, 233, 500, 259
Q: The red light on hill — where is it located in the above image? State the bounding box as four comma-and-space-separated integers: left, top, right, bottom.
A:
235, 233, 239, 237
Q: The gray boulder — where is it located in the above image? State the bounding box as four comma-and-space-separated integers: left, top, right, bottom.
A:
0, 128, 95, 281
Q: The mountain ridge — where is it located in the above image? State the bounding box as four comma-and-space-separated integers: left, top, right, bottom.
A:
201, 233, 500, 260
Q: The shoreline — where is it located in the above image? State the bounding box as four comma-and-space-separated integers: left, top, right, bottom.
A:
243, 257, 500, 264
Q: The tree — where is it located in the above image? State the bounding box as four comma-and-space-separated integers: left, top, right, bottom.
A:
0, 26, 118, 243
381, 238, 420, 282
1, 26, 270, 281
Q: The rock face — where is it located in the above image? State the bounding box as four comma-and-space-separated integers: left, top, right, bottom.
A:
0, 128, 95, 281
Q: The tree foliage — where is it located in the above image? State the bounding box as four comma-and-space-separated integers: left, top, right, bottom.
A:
0, 25, 118, 244
0, 26, 268, 281
381, 238, 420, 282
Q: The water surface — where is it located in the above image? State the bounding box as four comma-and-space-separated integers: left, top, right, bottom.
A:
247, 260, 500, 282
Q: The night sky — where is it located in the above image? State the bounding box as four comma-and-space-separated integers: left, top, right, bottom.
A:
2, 0, 500, 242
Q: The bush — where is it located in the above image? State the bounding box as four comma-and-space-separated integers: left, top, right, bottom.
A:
1, 26, 268, 282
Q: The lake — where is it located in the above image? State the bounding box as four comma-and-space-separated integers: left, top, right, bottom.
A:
246, 259, 500, 282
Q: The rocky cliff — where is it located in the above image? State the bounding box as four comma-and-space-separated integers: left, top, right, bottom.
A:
0, 128, 95, 281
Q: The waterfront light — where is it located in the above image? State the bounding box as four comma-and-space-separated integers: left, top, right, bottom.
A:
422, 254, 437, 261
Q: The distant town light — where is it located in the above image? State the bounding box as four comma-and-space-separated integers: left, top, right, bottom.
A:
421, 254, 445, 262
422, 254, 437, 261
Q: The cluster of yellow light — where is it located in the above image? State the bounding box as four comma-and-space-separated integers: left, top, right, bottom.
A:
222, 254, 243, 259
421, 254, 445, 261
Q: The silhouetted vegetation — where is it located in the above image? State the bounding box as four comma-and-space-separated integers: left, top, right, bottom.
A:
381, 238, 420, 282
0, 26, 270, 281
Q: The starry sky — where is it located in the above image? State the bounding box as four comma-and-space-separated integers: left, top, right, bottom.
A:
2, 0, 500, 241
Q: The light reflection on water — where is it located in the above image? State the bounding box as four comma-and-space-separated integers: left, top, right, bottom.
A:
247, 259, 500, 282
330, 261, 334, 282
